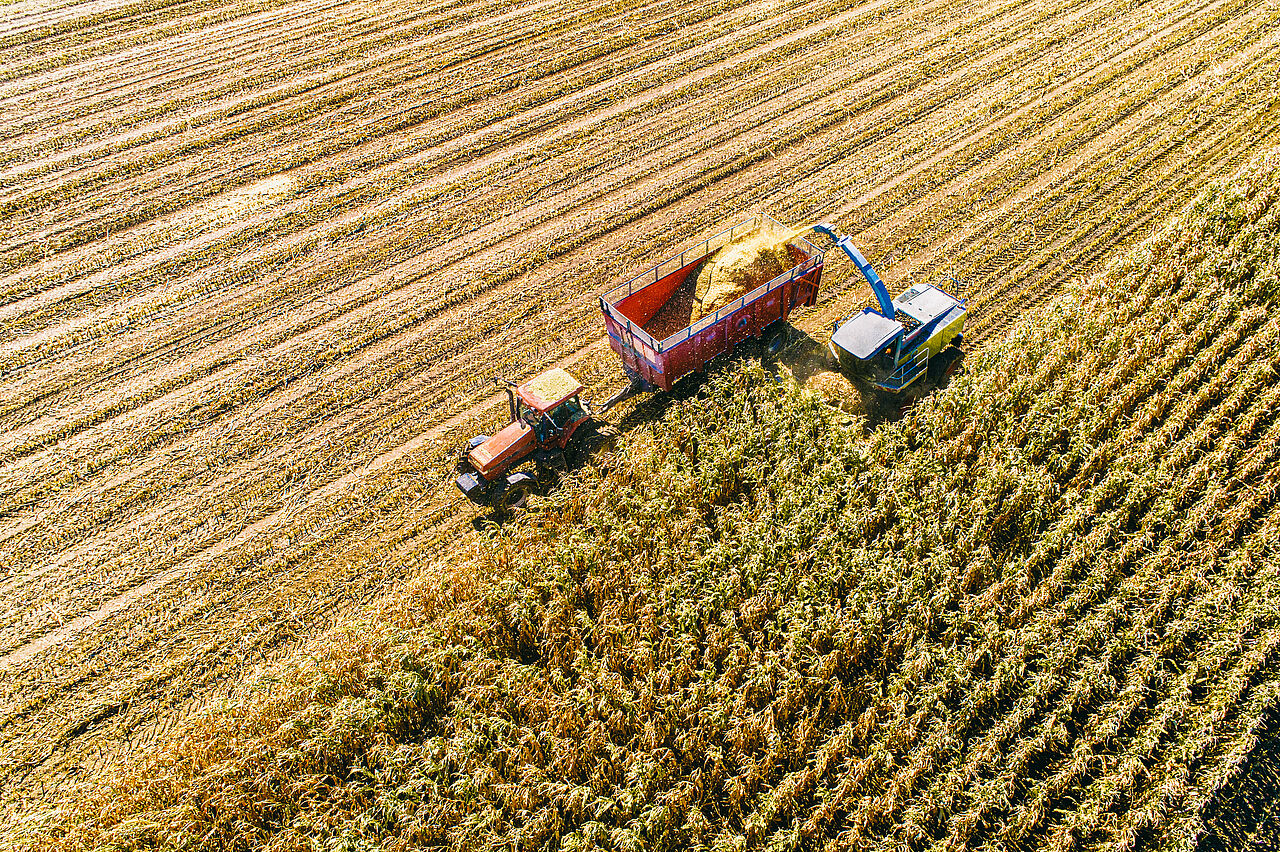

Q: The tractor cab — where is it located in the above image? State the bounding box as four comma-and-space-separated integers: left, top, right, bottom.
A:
511, 368, 590, 445
830, 282, 966, 393
456, 368, 595, 508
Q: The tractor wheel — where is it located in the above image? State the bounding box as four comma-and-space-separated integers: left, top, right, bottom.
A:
498, 471, 536, 510
584, 423, 620, 455
531, 449, 568, 472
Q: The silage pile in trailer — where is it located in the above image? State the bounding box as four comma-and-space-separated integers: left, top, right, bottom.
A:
690, 220, 801, 322
643, 219, 805, 340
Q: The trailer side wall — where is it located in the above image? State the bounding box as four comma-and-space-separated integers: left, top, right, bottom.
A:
602, 220, 823, 391
614, 259, 705, 327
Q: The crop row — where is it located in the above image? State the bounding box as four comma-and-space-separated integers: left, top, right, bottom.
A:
2, 0, 1278, 817
0, 0, 1090, 537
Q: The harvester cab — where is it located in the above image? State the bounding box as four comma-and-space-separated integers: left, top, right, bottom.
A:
811, 223, 966, 394
455, 367, 616, 510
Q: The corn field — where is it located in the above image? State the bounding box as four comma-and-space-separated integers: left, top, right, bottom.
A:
13, 154, 1277, 851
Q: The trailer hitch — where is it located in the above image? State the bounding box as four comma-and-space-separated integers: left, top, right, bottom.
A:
596, 374, 645, 414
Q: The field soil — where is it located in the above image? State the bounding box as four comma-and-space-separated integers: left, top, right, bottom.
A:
1, 0, 1278, 822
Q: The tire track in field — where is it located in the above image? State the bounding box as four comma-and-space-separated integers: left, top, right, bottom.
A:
0, 0, 203, 45
0, 0, 753, 294
0, 0, 527, 158
0, 0, 574, 234
0, 0, 709, 194
0, 0, 467, 106
0, 0, 554, 185
0, 0, 1111, 557
0, 0, 348, 107
0, 0, 1228, 591
0, 0, 402, 154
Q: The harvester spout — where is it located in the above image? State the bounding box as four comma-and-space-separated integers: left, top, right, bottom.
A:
808, 224, 896, 320
810, 222, 841, 242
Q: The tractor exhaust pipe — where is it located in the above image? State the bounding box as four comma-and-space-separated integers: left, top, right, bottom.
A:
493, 376, 518, 421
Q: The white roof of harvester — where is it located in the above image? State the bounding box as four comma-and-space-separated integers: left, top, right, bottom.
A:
832, 284, 966, 360
831, 309, 902, 359
894, 284, 962, 324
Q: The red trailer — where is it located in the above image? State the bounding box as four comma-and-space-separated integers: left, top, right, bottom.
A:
458, 214, 825, 510
600, 214, 825, 392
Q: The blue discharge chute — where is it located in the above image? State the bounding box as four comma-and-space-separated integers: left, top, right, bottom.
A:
809, 223, 896, 319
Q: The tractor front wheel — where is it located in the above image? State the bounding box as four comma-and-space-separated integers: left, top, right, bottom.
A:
497, 471, 536, 511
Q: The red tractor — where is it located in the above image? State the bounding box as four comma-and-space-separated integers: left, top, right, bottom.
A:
455, 367, 618, 510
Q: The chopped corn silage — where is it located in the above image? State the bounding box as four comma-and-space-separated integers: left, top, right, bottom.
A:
689, 221, 806, 323
803, 369, 865, 418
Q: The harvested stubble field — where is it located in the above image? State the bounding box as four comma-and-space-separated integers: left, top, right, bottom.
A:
0, 0, 1278, 834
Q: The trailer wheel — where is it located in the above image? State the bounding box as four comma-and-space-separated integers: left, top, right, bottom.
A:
498, 471, 536, 510
763, 328, 787, 358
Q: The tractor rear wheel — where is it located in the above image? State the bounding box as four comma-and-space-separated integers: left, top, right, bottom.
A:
579, 422, 620, 456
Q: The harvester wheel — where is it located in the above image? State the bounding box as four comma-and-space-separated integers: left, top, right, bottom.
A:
498, 471, 536, 510
930, 346, 965, 383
